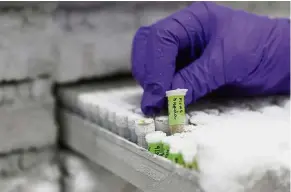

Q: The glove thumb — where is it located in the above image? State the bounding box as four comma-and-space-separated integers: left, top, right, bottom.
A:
171, 46, 225, 105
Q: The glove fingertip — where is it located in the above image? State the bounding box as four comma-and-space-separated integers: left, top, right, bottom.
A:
171, 72, 193, 106
141, 90, 165, 116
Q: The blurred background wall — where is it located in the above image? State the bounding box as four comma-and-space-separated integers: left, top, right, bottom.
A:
0, 2, 289, 192
0, 2, 289, 83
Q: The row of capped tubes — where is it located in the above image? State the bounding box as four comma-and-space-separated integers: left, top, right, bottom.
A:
78, 88, 290, 148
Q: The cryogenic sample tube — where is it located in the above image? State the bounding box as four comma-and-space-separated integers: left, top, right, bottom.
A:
154, 115, 170, 135
78, 93, 95, 119
81, 93, 109, 125
85, 92, 109, 126
110, 90, 138, 111
168, 142, 184, 165
88, 97, 102, 124
166, 89, 188, 134
134, 118, 155, 148
161, 136, 177, 158
98, 103, 109, 129
127, 113, 141, 143
107, 108, 117, 133
181, 147, 199, 170
183, 124, 196, 132
189, 111, 219, 126
115, 110, 130, 139
145, 131, 167, 156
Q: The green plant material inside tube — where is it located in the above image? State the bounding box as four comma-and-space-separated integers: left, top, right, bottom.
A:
168, 153, 184, 165
148, 142, 164, 156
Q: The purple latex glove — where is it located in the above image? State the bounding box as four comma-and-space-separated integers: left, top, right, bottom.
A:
131, 2, 290, 116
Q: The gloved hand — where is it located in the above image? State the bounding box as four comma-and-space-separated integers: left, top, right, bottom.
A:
131, 2, 290, 116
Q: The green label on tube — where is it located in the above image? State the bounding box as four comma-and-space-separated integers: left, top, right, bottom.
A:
167, 95, 186, 126
162, 144, 170, 158
168, 153, 184, 165
184, 161, 199, 171
148, 142, 163, 156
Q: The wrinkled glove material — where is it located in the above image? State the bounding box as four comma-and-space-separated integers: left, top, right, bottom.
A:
131, 2, 290, 116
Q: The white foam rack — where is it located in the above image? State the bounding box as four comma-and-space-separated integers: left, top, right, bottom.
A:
57, 77, 290, 192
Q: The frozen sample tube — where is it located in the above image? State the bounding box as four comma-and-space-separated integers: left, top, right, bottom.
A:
107, 108, 117, 133
115, 110, 130, 139
134, 118, 155, 148
154, 115, 170, 135
181, 146, 199, 170
85, 92, 108, 125
91, 99, 102, 124
183, 124, 196, 132
98, 102, 109, 129
166, 89, 188, 134
168, 141, 184, 165
128, 113, 142, 143
110, 89, 138, 111
88, 96, 101, 124
189, 111, 219, 126
118, 88, 143, 109
145, 131, 167, 156
78, 93, 96, 120
161, 136, 177, 158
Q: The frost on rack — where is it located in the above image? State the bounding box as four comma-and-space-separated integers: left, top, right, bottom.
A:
67, 80, 290, 192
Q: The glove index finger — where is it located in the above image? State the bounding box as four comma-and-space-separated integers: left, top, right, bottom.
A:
141, 27, 179, 116
139, 2, 214, 115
